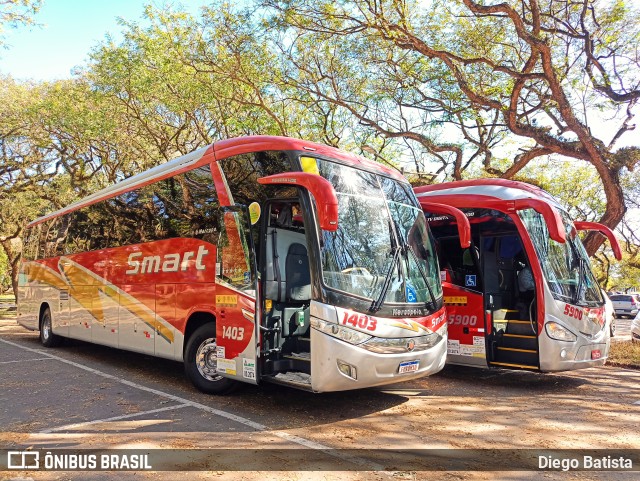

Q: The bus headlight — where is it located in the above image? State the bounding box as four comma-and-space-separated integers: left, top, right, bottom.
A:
545, 322, 577, 342
360, 332, 442, 354
311, 318, 372, 345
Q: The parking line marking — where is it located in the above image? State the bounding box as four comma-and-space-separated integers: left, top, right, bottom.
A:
0, 338, 384, 470
0, 358, 50, 364
40, 404, 190, 433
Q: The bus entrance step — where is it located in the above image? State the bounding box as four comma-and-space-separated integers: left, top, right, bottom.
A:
488, 361, 539, 370
296, 338, 311, 352
505, 320, 537, 336
493, 320, 537, 336
265, 372, 313, 392
500, 333, 538, 351
284, 352, 311, 362
494, 346, 539, 366
492, 309, 520, 321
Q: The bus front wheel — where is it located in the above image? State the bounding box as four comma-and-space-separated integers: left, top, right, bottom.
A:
40, 307, 61, 347
184, 324, 237, 394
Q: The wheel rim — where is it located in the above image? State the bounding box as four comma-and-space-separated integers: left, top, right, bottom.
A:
42, 316, 51, 340
195, 337, 223, 382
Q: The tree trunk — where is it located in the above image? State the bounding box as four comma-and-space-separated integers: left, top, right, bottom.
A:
582, 165, 626, 256
0, 238, 22, 302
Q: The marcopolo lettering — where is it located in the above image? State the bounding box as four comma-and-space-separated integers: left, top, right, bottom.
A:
126, 245, 209, 275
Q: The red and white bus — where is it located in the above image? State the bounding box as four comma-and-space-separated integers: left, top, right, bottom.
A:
415, 179, 621, 372
18, 136, 447, 393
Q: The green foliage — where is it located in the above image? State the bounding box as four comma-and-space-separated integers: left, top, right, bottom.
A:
517, 159, 640, 288
0, 245, 9, 293
2, 0, 639, 293
0, 0, 42, 47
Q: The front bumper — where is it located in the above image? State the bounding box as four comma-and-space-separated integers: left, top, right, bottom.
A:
310, 328, 447, 392
539, 326, 610, 372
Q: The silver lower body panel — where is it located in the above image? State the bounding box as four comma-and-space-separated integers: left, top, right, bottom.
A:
310, 328, 447, 392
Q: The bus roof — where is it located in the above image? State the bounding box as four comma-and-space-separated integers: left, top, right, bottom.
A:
29, 135, 404, 227
414, 179, 565, 211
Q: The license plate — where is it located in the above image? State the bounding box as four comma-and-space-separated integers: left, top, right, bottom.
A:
591, 350, 602, 360
398, 360, 419, 374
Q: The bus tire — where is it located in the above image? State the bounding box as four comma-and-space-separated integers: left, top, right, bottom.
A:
184, 323, 237, 394
40, 307, 61, 348
610, 317, 616, 337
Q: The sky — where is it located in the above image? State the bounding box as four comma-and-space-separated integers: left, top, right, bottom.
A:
0, 0, 208, 80
2, 1, 638, 196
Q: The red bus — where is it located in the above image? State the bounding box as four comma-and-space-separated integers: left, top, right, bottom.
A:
18, 136, 448, 393
415, 179, 621, 372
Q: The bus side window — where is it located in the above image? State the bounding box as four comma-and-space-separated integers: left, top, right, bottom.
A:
22, 225, 42, 261
45, 216, 71, 258
157, 165, 221, 241
63, 165, 222, 256
219, 151, 297, 267
438, 237, 481, 291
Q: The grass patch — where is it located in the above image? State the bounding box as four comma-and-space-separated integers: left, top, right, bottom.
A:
608, 341, 640, 369
0, 294, 16, 320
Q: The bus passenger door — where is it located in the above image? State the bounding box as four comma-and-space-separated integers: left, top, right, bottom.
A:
437, 237, 488, 367
214, 207, 259, 384
481, 234, 539, 369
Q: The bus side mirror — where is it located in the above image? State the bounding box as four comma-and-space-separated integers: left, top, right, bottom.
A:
419, 201, 471, 248
513, 198, 566, 244
574, 221, 622, 261
257, 172, 339, 231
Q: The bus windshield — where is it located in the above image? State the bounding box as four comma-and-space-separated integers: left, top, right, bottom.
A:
313, 159, 442, 309
518, 208, 603, 307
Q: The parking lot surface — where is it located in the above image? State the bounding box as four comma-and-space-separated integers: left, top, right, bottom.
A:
1, 316, 639, 480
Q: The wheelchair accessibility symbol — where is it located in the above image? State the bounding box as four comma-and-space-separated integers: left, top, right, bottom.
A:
406, 285, 418, 303
465, 275, 477, 287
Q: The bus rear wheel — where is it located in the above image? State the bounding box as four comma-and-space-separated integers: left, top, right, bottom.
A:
40, 307, 61, 347
184, 324, 237, 394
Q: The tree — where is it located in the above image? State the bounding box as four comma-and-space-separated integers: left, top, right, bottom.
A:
86, 4, 355, 156
0, 0, 42, 47
0, 75, 148, 297
515, 159, 639, 287
265, 0, 640, 254
0, 245, 9, 294
0, 3, 358, 297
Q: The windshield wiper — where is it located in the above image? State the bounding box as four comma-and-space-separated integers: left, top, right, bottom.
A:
369, 245, 402, 313
405, 242, 437, 311
370, 219, 402, 313
392, 216, 436, 311
567, 235, 587, 306
573, 256, 586, 306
